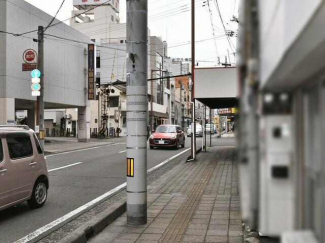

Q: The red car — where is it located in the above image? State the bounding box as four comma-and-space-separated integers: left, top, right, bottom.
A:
149, 125, 185, 149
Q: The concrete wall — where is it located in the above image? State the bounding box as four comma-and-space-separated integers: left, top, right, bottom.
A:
45, 110, 65, 124
259, 0, 322, 87
195, 67, 237, 99
1, 0, 90, 108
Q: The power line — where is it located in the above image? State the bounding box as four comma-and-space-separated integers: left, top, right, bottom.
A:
1, 27, 228, 65
206, 0, 220, 64
214, 0, 236, 53
17, 0, 114, 37
45, 0, 66, 32
76, 1, 205, 35
0, 30, 36, 40
148, 73, 191, 81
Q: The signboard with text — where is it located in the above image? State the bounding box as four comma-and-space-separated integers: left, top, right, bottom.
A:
88, 44, 95, 100
22, 49, 37, 71
73, 0, 119, 12
22, 63, 37, 71
23, 49, 37, 64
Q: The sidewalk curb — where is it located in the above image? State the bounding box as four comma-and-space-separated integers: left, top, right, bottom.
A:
58, 201, 126, 243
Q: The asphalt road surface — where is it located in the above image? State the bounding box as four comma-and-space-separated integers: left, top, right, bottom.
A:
0, 137, 202, 243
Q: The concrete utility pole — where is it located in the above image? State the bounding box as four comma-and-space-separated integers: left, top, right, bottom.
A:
203, 106, 206, 152
151, 71, 154, 132
210, 108, 212, 147
37, 26, 45, 149
126, 0, 148, 225
190, 0, 196, 160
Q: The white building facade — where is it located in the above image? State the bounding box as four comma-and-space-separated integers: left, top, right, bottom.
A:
0, 0, 92, 141
238, 1, 325, 242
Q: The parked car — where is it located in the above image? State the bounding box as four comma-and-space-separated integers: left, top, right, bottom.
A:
0, 126, 49, 211
187, 123, 203, 137
149, 125, 185, 149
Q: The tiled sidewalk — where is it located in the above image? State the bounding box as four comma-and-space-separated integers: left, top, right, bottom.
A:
90, 146, 242, 243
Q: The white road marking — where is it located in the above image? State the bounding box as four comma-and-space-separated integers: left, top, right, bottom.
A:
118, 150, 127, 153
14, 182, 127, 243
147, 148, 191, 174
45, 142, 126, 158
48, 162, 83, 172
15, 148, 190, 243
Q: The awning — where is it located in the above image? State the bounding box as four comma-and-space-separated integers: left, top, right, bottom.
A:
111, 80, 126, 93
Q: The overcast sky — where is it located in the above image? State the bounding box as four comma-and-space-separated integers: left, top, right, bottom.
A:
25, 0, 238, 66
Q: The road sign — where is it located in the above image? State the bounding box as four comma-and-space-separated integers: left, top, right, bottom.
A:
22, 63, 37, 71
31, 69, 41, 78
32, 77, 40, 83
23, 49, 37, 64
31, 83, 41, 91
32, 91, 40, 97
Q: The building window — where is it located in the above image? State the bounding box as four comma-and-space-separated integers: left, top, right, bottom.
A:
96, 56, 100, 68
111, 15, 114, 22
123, 117, 127, 127
108, 96, 119, 107
96, 77, 100, 87
96, 72, 100, 87
95, 119, 98, 123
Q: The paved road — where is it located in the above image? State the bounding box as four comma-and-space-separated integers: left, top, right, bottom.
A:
0, 137, 201, 243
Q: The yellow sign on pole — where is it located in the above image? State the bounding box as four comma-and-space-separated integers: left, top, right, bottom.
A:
39, 131, 45, 139
127, 158, 134, 177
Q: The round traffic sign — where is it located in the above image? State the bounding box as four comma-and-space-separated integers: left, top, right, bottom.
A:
23, 49, 37, 64
31, 69, 41, 78
31, 83, 41, 91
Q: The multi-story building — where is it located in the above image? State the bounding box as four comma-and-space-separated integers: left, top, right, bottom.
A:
63, 0, 175, 136
164, 57, 192, 130
172, 76, 191, 130
0, 0, 91, 141
238, 1, 325, 242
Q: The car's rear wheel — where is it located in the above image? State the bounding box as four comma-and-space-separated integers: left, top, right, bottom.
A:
28, 179, 48, 209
